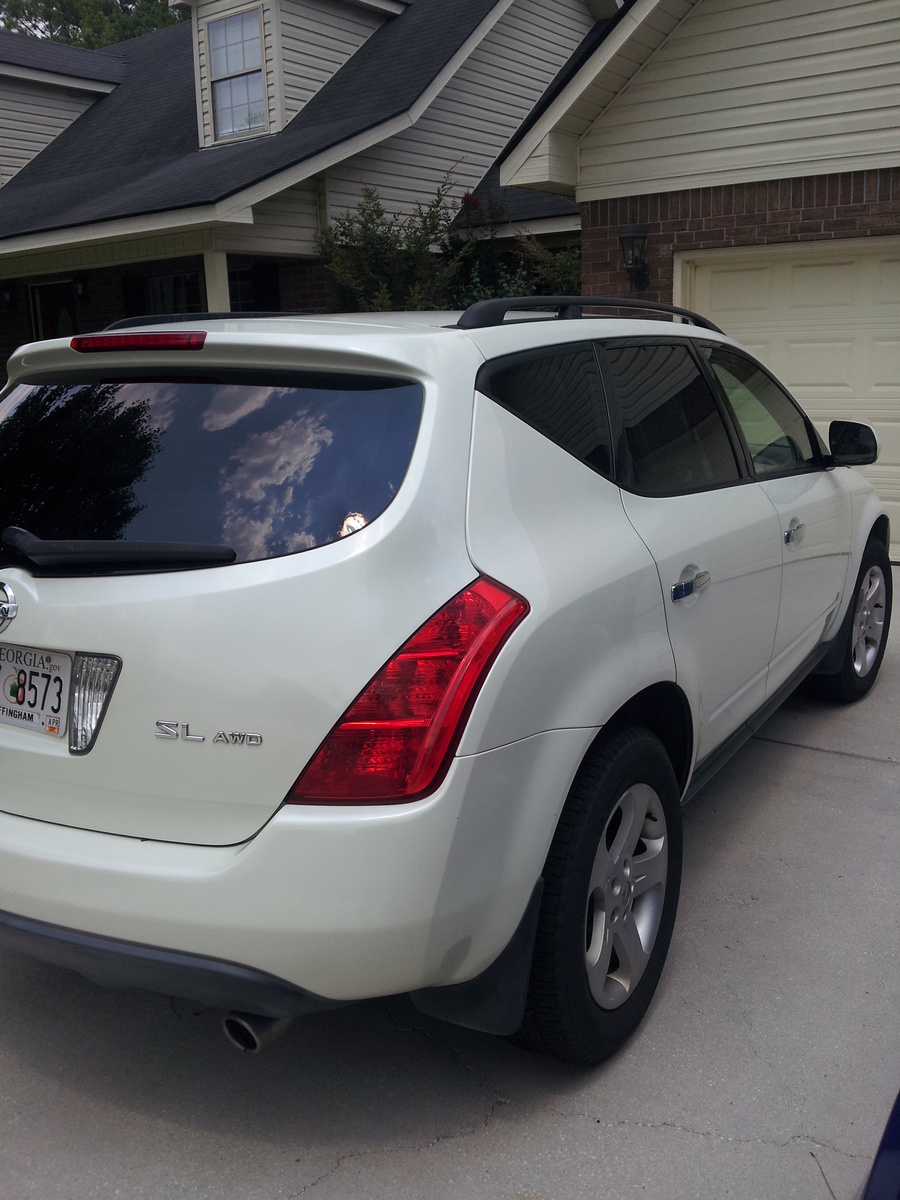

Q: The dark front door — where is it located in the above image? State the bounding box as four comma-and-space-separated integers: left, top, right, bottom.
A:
30, 281, 79, 341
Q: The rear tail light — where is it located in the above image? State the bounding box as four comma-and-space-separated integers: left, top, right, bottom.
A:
288, 577, 528, 805
71, 332, 207, 352
69, 654, 122, 754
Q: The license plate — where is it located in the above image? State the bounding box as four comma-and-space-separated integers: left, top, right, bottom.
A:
0, 643, 72, 737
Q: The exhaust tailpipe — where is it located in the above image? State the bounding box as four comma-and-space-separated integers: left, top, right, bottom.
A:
223, 1011, 294, 1053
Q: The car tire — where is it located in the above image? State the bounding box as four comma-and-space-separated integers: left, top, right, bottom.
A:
812, 539, 892, 703
514, 726, 682, 1065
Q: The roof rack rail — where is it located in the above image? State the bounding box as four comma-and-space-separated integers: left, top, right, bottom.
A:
105, 312, 289, 331
456, 295, 724, 335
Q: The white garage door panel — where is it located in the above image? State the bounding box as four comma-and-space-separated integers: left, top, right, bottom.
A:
680, 238, 900, 559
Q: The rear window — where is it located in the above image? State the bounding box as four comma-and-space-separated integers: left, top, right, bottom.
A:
0, 374, 423, 569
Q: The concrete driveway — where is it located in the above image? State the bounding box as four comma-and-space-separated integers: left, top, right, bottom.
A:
1, 572, 897, 1200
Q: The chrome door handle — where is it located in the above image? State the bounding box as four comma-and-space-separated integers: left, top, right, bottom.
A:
671, 569, 711, 602
784, 518, 805, 545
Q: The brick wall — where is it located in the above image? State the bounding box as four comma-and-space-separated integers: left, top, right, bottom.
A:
279, 257, 330, 312
581, 168, 900, 303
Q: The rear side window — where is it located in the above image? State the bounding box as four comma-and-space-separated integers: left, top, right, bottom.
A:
602, 343, 741, 496
0, 375, 423, 567
476, 344, 612, 479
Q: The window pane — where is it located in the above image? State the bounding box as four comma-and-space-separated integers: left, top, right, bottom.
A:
242, 10, 261, 67
247, 71, 264, 124
476, 345, 612, 478
208, 10, 261, 79
706, 348, 816, 477
605, 343, 740, 495
213, 73, 265, 137
225, 36, 244, 76
208, 19, 227, 76
231, 73, 250, 107
147, 273, 203, 315
213, 78, 236, 136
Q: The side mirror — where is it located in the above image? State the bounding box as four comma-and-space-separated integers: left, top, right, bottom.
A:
829, 420, 879, 466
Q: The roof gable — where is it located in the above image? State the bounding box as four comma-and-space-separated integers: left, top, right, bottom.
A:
500, 0, 697, 191
501, 0, 900, 201
576, 0, 900, 200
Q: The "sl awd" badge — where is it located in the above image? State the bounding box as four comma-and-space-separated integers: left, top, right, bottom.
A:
155, 721, 262, 746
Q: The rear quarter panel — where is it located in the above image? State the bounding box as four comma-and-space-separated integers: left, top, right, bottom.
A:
461, 393, 674, 754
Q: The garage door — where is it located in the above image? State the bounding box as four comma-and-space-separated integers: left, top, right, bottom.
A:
678, 237, 900, 560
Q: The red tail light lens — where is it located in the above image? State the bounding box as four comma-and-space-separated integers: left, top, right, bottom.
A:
71, 332, 207, 352
288, 577, 528, 805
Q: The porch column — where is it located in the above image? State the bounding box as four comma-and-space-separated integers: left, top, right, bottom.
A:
203, 249, 231, 312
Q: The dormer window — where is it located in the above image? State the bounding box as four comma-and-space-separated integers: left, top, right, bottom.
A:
192, 0, 388, 148
209, 10, 266, 139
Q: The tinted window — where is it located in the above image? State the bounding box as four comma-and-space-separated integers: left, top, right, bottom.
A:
705, 347, 817, 477
0, 375, 423, 567
603, 343, 741, 496
476, 344, 612, 478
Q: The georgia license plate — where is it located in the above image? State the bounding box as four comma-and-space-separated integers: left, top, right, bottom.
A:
0, 643, 72, 737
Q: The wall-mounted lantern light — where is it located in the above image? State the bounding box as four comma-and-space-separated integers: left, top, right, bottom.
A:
0, 282, 15, 309
73, 274, 90, 302
618, 222, 650, 292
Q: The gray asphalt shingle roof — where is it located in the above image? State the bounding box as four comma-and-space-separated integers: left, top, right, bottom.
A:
471, 162, 579, 223
0, 28, 126, 83
0, 0, 503, 241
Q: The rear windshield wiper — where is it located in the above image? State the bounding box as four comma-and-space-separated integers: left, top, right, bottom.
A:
1, 526, 236, 569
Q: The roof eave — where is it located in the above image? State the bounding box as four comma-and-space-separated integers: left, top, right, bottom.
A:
0, 61, 118, 93
0, 200, 254, 261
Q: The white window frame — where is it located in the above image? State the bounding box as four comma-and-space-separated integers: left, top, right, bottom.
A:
207, 8, 267, 142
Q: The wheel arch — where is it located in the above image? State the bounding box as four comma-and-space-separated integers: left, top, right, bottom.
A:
870, 514, 890, 551
590, 682, 694, 797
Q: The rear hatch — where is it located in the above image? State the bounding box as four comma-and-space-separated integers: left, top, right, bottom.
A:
0, 332, 478, 844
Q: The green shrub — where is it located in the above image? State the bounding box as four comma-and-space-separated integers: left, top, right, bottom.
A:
317, 180, 580, 312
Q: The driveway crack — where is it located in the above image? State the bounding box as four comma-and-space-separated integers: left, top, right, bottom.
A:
752, 732, 898, 765
589, 1117, 869, 1160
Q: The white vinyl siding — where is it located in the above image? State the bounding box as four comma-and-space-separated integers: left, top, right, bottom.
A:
196, 0, 280, 146
214, 182, 320, 254
326, 0, 594, 219
504, 129, 578, 193
678, 238, 900, 560
0, 78, 96, 186
577, 0, 900, 201
280, 0, 382, 122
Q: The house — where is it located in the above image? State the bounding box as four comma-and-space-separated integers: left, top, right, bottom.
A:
0, 0, 613, 365
499, 0, 900, 554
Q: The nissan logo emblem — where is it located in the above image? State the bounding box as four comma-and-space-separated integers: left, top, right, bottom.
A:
0, 583, 17, 633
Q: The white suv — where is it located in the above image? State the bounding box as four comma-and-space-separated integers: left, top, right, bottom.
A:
0, 297, 891, 1064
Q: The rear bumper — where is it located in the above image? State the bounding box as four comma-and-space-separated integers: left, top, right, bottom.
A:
0, 727, 592, 1002
0, 907, 337, 1018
